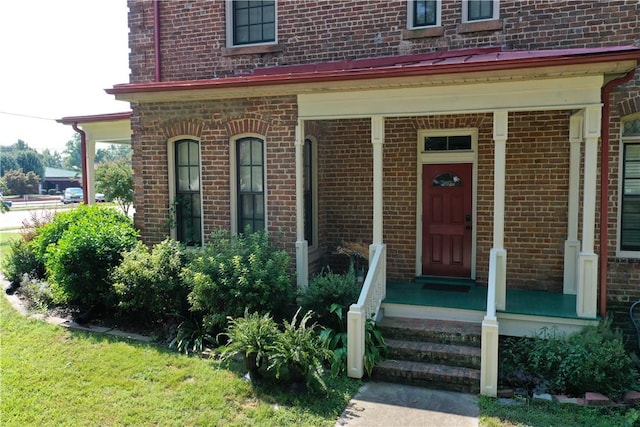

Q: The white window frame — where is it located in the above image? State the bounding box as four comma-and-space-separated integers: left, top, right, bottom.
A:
226, 0, 278, 48
167, 136, 204, 246
407, 0, 441, 29
415, 128, 478, 278
229, 133, 268, 235
462, 0, 499, 23
617, 113, 640, 259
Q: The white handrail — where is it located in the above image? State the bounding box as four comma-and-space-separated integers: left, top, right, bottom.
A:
347, 243, 386, 378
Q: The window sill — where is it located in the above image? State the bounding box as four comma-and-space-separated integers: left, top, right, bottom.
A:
223, 44, 282, 56
402, 27, 444, 40
458, 19, 503, 34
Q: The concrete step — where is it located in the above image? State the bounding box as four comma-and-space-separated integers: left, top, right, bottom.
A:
378, 317, 482, 347
373, 359, 481, 394
385, 338, 481, 370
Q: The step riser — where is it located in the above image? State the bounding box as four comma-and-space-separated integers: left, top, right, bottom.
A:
387, 346, 481, 370
373, 366, 480, 394
380, 327, 481, 347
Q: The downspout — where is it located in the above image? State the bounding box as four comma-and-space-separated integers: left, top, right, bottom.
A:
599, 69, 636, 318
154, 0, 161, 82
72, 122, 88, 203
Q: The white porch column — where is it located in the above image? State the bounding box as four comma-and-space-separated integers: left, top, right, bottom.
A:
481, 110, 508, 397
577, 106, 601, 318
295, 120, 309, 289
371, 116, 384, 245
86, 137, 96, 205
563, 112, 583, 295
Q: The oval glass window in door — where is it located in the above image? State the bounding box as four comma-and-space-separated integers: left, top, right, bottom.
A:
432, 172, 462, 187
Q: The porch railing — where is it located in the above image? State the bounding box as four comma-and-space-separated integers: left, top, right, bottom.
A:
347, 243, 386, 378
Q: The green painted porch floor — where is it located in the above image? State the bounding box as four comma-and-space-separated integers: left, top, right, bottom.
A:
385, 281, 581, 319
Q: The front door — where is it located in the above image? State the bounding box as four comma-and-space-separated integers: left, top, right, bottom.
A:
422, 163, 472, 277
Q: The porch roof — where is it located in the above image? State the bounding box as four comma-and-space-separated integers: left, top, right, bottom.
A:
107, 46, 640, 103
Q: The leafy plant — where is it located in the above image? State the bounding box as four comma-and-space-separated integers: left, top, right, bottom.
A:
95, 159, 133, 215
299, 263, 359, 326
170, 314, 214, 356
184, 228, 294, 334
217, 310, 279, 377
1, 237, 42, 286
363, 317, 387, 377
111, 239, 191, 321
266, 308, 331, 392
45, 205, 139, 309
319, 303, 349, 377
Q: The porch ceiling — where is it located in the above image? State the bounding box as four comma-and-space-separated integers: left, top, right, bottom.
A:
107, 46, 640, 104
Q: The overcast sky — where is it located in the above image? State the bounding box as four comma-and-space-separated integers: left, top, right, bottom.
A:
0, 0, 130, 153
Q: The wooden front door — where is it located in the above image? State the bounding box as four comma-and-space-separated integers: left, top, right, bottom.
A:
422, 163, 473, 277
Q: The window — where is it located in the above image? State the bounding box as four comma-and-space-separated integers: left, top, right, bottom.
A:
237, 137, 265, 233
174, 139, 202, 246
409, 1, 440, 28
462, 0, 498, 22
424, 135, 472, 151
304, 138, 314, 245
621, 117, 640, 253
230, 0, 275, 46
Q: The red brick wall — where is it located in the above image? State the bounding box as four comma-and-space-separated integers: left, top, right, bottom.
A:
131, 97, 299, 256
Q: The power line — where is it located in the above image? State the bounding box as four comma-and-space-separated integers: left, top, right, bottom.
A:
0, 111, 56, 121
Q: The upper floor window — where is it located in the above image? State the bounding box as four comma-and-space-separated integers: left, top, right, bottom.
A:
408, 1, 440, 28
462, 0, 499, 22
620, 117, 640, 255
230, 0, 276, 46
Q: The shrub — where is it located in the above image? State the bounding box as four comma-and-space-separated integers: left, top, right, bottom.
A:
46, 205, 139, 309
501, 319, 636, 400
111, 239, 191, 320
31, 207, 90, 266
183, 229, 294, 334
298, 263, 359, 329
170, 313, 214, 356
1, 238, 42, 285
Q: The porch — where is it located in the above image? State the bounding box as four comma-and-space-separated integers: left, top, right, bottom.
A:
383, 280, 600, 337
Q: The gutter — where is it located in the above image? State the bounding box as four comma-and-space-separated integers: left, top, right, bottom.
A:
71, 122, 88, 203
599, 68, 636, 318
154, 0, 161, 82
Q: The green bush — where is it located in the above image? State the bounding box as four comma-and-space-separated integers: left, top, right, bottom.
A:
31, 207, 90, 266
183, 229, 294, 334
46, 205, 139, 309
111, 239, 191, 320
501, 319, 637, 399
298, 263, 359, 329
1, 238, 42, 285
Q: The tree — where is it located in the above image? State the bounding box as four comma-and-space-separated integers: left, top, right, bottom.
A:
15, 150, 44, 179
41, 149, 63, 168
95, 144, 132, 164
63, 133, 82, 170
0, 153, 19, 176
2, 169, 40, 197
95, 159, 133, 215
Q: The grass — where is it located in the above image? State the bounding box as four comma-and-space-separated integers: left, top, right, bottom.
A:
0, 230, 20, 253
479, 395, 639, 427
0, 296, 361, 426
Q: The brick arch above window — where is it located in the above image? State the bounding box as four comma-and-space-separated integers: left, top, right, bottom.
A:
411, 114, 489, 130
224, 115, 270, 137
161, 118, 206, 140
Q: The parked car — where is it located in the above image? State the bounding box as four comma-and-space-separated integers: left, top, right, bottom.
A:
61, 187, 83, 204
0, 194, 11, 207
95, 193, 107, 203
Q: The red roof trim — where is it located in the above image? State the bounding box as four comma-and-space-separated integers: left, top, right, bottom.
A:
106, 46, 640, 96
57, 111, 132, 125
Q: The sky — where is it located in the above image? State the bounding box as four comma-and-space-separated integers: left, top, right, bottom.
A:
0, 0, 130, 154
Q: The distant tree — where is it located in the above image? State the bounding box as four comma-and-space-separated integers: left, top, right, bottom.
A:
41, 148, 63, 168
3, 169, 40, 197
63, 133, 82, 170
15, 150, 45, 179
95, 159, 133, 215
0, 153, 19, 176
95, 144, 132, 164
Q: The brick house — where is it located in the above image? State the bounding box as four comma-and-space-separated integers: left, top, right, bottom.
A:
60, 1, 640, 395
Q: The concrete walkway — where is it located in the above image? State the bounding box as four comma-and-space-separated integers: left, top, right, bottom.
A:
336, 382, 479, 427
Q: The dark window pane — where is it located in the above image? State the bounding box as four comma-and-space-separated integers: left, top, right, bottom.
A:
233, 0, 275, 45
425, 136, 447, 151
449, 135, 472, 150
175, 139, 201, 246
413, 0, 437, 27
433, 172, 462, 187
237, 137, 265, 234
622, 143, 640, 251
468, 0, 494, 21
425, 135, 472, 151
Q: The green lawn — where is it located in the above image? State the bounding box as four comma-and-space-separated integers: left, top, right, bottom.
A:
0, 296, 361, 426
0, 231, 20, 254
